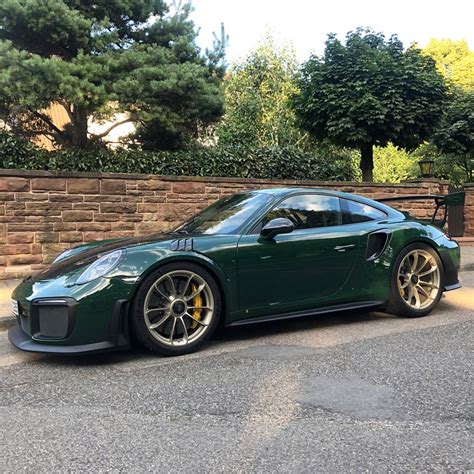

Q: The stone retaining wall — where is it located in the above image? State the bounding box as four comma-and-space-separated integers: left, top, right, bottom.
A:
0, 169, 469, 279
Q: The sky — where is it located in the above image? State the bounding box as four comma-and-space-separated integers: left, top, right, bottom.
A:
190, 0, 474, 64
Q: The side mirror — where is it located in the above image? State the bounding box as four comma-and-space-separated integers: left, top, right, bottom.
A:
260, 218, 294, 240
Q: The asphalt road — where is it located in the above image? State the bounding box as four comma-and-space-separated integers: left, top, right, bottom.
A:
1, 273, 473, 472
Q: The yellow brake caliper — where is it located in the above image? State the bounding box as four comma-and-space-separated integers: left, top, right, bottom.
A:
190, 284, 202, 329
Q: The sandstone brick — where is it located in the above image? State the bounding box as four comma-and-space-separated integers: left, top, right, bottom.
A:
15, 209, 60, 217
25, 215, 62, 223
8, 223, 48, 232
143, 195, 166, 203
60, 231, 83, 243
84, 194, 121, 203
0, 192, 15, 201
110, 222, 135, 231
170, 181, 206, 194
106, 231, 135, 239
30, 244, 43, 255
83, 231, 105, 241
137, 203, 158, 213
136, 222, 161, 234
36, 232, 59, 243
94, 213, 121, 222
121, 214, 144, 222
127, 190, 154, 196
73, 203, 100, 211
100, 202, 136, 213
67, 178, 100, 194
101, 179, 126, 194
0, 244, 31, 255
26, 201, 72, 211
7, 233, 34, 244
121, 195, 144, 203
53, 222, 77, 231
76, 222, 111, 232
7, 254, 44, 266
137, 180, 171, 191
31, 177, 66, 191
62, 210, 93, 222
49, 194, 84, 203
0, 177, 29, 192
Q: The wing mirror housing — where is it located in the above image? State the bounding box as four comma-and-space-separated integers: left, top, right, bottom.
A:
260, 218, 294, 240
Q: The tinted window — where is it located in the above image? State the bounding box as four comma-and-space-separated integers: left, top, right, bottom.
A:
264, 194, 342, 229
175, 192, 272, 235
343, 200, 386, 223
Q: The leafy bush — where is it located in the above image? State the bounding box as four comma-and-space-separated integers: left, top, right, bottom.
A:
0, 131, 356, 181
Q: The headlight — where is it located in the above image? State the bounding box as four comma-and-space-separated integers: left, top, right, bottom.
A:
75, 249, 125, 285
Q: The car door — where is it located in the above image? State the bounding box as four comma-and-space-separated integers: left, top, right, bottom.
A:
236, 193, 361, 315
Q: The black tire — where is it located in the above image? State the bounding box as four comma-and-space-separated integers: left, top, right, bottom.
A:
131, 262, 222, 356
387, 243, 444, 318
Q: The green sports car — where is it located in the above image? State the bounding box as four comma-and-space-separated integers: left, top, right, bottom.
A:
9, 187, 461, 356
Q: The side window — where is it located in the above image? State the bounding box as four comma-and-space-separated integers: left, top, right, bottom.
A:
264, 194, 342, 230
342, 199, 387, 223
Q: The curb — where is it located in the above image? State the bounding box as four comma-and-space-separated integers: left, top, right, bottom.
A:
460, 264, 474, 272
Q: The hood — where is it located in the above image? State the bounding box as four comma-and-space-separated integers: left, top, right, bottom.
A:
30, 232, 180, 282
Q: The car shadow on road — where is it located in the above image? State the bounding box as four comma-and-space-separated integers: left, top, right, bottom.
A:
30, 308, 395, 368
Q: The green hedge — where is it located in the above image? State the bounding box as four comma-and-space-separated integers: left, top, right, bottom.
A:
0, 131, 356, 181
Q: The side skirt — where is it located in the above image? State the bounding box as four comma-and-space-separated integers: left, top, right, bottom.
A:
227, 300, 384, 327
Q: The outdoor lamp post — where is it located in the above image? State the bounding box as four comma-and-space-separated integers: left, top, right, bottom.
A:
418, 158, 434, 178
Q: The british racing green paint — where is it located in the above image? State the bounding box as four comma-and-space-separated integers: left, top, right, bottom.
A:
10, 188, 461, 353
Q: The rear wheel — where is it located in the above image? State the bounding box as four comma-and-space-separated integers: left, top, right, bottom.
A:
387, 243, 443, 318
131, 262, 221, 356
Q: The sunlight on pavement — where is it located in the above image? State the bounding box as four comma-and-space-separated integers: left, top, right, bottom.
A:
444, 287, 474, 311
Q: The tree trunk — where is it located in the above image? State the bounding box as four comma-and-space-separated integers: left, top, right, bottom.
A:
71, 105, 88, 148
360, 143, 374, 182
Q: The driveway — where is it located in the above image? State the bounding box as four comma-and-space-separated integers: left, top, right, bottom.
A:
1, 272, 473, 472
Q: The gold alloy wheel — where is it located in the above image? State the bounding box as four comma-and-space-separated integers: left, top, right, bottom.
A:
397, 249, 441, 310
143, 270, 214, 346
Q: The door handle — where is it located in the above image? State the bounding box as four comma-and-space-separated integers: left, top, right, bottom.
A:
334, 244, 355, 252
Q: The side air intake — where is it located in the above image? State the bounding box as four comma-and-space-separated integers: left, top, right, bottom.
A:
366, 231, 391, 261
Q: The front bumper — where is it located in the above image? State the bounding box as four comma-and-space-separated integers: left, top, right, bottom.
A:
8, 325, 123, 354
9, 276, 133, 355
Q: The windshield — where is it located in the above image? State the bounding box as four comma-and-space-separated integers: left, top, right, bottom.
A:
175, 192, 273, 235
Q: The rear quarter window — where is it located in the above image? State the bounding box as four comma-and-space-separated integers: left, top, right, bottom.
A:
342, 199, 387, 223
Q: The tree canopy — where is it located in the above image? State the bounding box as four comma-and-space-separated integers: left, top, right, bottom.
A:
217, 34, 304, 148
0, 0, 226, 149
293, 29, 447, 181
431, 89, 474, 184
423, 39, 474, 91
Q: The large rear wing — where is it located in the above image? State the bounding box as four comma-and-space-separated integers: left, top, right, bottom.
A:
376, 191, 465, 228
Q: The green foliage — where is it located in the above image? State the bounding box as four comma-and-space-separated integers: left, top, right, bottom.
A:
294, 28, 447, 181
0, 1, 225, 149
373, 144, 418, 183
431, 89, 474, 184
0, 131, 356, 181
217, 34, 305, 148
423, 39, 474, 91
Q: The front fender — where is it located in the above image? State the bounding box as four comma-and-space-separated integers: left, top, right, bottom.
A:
110, 247, 236, 319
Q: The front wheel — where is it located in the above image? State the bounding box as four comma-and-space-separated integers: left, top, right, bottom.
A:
387, 243, 444, 318
131, 262, 221, 356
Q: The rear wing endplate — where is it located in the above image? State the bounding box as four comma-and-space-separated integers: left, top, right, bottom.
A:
376, 191, 465, 228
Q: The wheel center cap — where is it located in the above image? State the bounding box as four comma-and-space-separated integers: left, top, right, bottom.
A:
411, 274, 419, 284
171, 300, 186, 316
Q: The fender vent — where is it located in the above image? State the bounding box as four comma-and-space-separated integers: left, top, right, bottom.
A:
170, 238, 193, 251
366, 231, 390, 260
